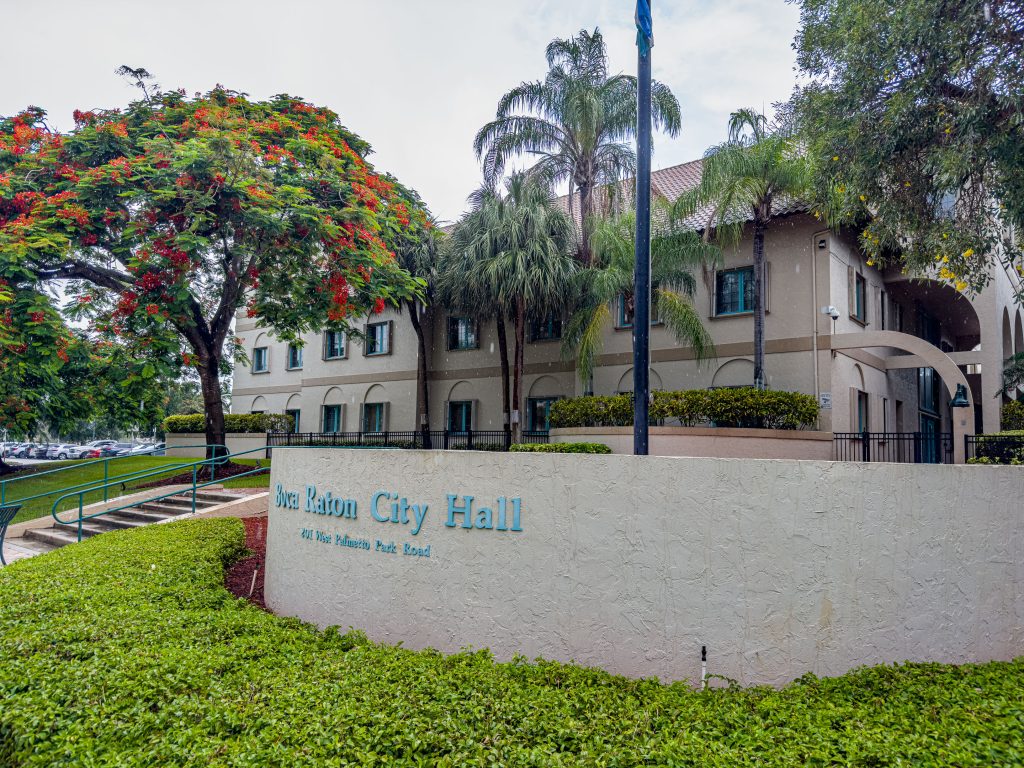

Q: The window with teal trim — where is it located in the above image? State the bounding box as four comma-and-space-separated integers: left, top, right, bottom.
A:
529, 314, 562, 341
286, 344, 303, 370
285, 409, 301, 433
363, 402, 386, 433
447, 401, 472, 432
447, 317, 478, 350
322, 404, 341, 433
715, 267, 755, 315
324, 331, 345, 359
527, 397, 559, 432
252, 347, 268, 372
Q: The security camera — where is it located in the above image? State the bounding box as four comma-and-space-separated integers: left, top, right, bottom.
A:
821, 305, 840, 320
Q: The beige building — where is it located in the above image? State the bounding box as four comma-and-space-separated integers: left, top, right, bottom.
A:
231, 162, 1024, 456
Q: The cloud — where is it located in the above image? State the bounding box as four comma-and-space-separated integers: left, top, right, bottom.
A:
0, 0, 800, 222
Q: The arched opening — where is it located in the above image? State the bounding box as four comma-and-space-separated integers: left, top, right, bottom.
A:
1003, 309, 1013, 362
1015, 310, 1023, 356
250, 396, 267, 414
617, 367, 664, 393
320, 387, 345, 433
284, 394, 302, 433
526, 376, 566, 433
711, 359, 754, 389
361, 384, 389, 434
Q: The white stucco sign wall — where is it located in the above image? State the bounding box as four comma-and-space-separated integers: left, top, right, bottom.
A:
265, 448, 1024, 686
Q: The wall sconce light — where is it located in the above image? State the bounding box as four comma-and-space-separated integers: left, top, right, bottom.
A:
950, 383, 970, 408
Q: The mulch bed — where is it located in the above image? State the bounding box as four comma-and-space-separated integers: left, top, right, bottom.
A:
225, 515, 268, 610
136, 461, 266, 488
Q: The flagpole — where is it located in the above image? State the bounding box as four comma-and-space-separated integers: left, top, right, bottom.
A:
633, 0, 652, 456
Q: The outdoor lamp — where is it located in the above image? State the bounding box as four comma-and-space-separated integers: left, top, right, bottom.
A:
950, 384, 970, 408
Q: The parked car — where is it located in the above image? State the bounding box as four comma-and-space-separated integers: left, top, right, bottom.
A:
70, 440, 117, 459
29, 444, 55, 459
9, 443, 33, 458
98, 443, 133, 458
130, 442, 165, 456
47, 444, 82, 460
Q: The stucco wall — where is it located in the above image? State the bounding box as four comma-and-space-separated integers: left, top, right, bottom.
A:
550, 426, 833, 460
163, 433, 268, 458
265, 448, 1024, 687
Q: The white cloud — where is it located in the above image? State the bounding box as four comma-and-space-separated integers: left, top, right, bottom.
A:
0, 0, 800, 222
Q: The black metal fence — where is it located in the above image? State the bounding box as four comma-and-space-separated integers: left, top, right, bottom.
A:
265, 429, 549, 457
965, 434, 1024, 464
833, 432, 953, 464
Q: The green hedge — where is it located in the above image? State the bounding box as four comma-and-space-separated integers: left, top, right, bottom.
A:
968, 430, 1024, 465
510, 442, 612, 454
1, 520, 1023, 764
1002, 401, 1024, 431
550, 388, 820, 430
163, 412, 293, 434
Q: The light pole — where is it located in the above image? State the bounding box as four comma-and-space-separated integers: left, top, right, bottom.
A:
633, 0, 653, 455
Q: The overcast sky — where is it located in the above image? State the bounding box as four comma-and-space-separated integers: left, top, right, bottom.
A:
1, 0, 801, 223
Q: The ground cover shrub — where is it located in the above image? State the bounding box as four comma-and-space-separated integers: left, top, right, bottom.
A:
163, 413, 293, 434
1002, 400, 1024, 431
510, 442, 612, 454
1, 520, 1022, 766
550, 388, 820, 430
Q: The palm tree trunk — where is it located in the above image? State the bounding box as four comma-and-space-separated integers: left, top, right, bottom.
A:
512, 297, 526, 442
407, 299, 431, 447
496, 314, 511, 443
579, 183, 594, 266
752, 220, 767, 391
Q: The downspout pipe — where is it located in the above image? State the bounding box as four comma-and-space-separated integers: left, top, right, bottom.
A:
811, 230, 831, 424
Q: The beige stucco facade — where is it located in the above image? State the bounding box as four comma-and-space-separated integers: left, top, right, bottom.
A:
231, 213, 1023, 444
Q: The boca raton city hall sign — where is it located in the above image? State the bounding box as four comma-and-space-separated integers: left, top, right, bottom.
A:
274, 483, 523, 559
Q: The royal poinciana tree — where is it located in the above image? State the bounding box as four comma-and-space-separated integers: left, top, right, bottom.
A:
0, 281, 166, 473
0, 72, 425, 454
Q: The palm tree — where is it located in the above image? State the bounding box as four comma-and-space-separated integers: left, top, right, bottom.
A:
673, 109, 811, 390
474, 28, 681, 265
439, 204, 513, 440
444, 175, 577, 440
563, 207, 715, 387
390, 183, 442, 443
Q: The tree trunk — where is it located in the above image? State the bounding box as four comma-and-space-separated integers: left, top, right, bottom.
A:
197, 353, 227, 463
512, 297, 526, 442
579, 182, 594, 266
752, 219, 767, 391
407, 299, 431, 448
495, 313, 512, 445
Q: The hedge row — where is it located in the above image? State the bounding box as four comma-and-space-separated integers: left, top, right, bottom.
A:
1, 520, 1022, 765
1002, 401, 1024, 431
163, 412, 293, 434
510, 442, 612, 454
550, 388, 820, 430
968, 430, 1024, 465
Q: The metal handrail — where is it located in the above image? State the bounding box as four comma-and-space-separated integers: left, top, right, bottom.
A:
0, 444, 226, 507
50, 446, 271, 541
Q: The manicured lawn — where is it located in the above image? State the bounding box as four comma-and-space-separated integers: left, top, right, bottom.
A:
0, 519, 1021, 766
220, 459, 271, 489
0, 456, 198, 525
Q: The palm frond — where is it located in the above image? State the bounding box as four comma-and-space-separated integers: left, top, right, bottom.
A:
656, 288, 716, 364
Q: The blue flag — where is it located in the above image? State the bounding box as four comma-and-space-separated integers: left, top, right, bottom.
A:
636, 0, 653, 56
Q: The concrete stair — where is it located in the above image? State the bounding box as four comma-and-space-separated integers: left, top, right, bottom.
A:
20, 490, 244, 553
